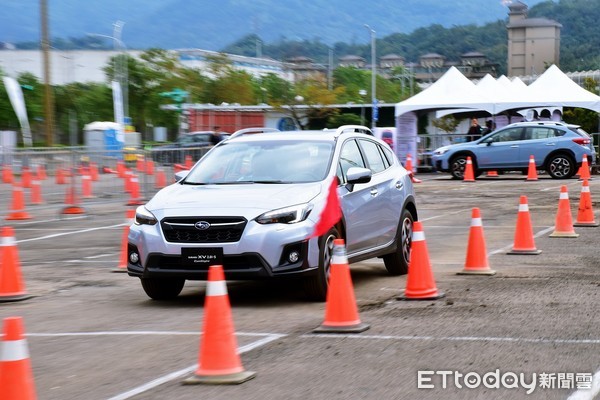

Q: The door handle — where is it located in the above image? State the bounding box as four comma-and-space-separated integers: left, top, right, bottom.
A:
370, 189, 378, 197
510, 145, 519, 148
396, 181, 404, 190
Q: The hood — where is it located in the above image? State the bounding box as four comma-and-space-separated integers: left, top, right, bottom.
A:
146, 182, 324, 219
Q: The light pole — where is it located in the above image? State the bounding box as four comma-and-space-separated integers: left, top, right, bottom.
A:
88, 21, 129, 118
359, 89, 367, 125
364, 24, 377, 130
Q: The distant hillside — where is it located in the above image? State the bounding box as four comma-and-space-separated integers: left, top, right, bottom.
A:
2, 0, 547, 50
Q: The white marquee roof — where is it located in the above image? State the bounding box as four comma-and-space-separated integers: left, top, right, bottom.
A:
396, 65, 600, 118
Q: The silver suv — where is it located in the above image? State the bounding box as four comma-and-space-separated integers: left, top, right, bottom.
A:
127, 125, 418, 301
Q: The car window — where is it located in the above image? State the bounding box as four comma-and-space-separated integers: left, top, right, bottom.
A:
489, 127, 523, 142
525, 127, 560, 140
380, 144, 394, 167
338, 139, 366, 181
184, 140, 333, 184
359, 139, 386, 174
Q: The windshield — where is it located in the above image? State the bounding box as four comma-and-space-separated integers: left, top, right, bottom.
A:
183, 140, 334, 184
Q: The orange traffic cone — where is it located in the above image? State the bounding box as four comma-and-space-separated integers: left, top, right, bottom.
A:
6, 183, 32, 221
61, 186, 86, 215
185, 155, 193, 170
526, 155, 538, 181
55, 168, 66, 184
29, 180, 44, 205
36, 164, 47, 181
21, 167, 32, 189
136, 155, 145, 173
183, 264, 256, 385
507, 195, 542, 255
574, 179, 599, 227
81, 175, 93, 199
486, 170, 499, 177
117, 160, 126, 178
145, 159, 155, 176
577, 155, 591, 181
463, 156, 475, 182
0, 317, 37, 399
90, 162, 99, 181
313, 239, 370, 333
398, 221, 444, 300
0, 226, 33, 302
155, 168, 167, 189
113, 209, 136, 273
405, 153, 414, 173
550, 185, 579, 238
127, 175, 144, 206
458, 208, 496, 275
2, 164, 14, 184
123, 170, 132, 193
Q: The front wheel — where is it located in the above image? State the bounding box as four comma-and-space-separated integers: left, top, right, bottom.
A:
450, 155, 480, 179
303, 227, 340, 301
546, 154, 575, 179
141, 278, 185, 300
383, 209, 414, 275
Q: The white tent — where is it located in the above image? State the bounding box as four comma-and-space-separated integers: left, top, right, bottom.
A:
394, 66, 496, 117
398, 64, 600, 120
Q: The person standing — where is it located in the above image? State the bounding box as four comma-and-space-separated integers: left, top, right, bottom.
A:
467, 118, 482, 141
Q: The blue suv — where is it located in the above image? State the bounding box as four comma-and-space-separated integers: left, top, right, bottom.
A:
432, 121, 596, 179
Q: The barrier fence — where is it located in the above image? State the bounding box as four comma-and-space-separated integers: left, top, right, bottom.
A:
0, 146, 213, 218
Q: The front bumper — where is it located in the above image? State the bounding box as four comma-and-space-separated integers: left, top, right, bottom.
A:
127, 219, 320, 280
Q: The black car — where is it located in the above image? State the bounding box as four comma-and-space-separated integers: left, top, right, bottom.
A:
150, 131, 225, 164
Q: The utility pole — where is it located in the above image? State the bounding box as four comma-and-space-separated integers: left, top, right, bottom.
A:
41, 0, 54, 146
365, 24, 377, 130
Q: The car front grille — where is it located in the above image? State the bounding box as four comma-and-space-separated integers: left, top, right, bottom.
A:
161, 217, 247, 243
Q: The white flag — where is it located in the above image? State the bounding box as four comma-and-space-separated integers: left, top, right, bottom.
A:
2, 77, 32, 147
112, 80, 125, 143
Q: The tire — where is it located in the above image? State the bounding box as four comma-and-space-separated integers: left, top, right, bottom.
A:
303, 226, 340, 301
140, 278, 185, 300
383, 209, 414, 275
449, 154, 477, 180
546, 153, 576, 179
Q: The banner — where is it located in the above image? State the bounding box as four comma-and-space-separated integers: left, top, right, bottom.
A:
111, 80, 125, 143
2, 77, 32, 146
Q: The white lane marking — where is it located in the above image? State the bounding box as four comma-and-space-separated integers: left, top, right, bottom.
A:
420, 208, 472, 222
303, 333, 600, 345
566, 369, 600, 400
107, 334, 285, 400
16, 224, 125, 244
488, 226, 554, 255
26, 331, 279, 337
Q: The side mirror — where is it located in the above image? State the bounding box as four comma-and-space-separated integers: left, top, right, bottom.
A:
175, 170, 190, 182
345, 167, 372, 192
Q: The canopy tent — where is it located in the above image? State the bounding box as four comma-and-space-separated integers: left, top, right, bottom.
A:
394, 67, 496, 117
396, 64, 600, 119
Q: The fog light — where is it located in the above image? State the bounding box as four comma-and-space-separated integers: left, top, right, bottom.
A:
129, 252, 139, 264
288, 251, 300, 263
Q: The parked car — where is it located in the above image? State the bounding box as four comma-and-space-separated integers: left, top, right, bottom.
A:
150, 131, 226, 164
432, 121, 596, 179
127, 125, 418, 301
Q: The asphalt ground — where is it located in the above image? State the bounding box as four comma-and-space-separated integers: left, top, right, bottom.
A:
0, 170, 599, 400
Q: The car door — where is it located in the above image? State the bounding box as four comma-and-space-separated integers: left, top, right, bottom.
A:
518, 127, 561, 167
336, 138, 381, 254
356, 138, 402, 247
477, 127, 524, 168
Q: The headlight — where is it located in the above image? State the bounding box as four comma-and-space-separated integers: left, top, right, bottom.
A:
135, 206, 158, 225
256, 204, 313, 224
433, 146, 450, 155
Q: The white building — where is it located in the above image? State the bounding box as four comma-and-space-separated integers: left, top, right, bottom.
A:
0, 49, 293, 85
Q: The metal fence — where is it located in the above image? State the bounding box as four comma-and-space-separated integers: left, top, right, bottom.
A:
0, 146, 213, 217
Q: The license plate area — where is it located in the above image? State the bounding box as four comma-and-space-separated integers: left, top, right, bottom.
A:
181, 247, 223, 267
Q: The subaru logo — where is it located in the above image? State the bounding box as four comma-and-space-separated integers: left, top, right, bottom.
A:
194, 221, 211, 230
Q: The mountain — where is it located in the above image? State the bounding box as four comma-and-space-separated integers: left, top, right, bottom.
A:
1, 0, 548, 50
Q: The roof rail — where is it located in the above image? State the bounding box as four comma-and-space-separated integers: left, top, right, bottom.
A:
228, 127, 280, 140
334, 125, 374, 137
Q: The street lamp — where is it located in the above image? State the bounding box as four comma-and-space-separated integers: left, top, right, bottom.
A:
364, 24, 377, 130
88, 21, 129, 118
359, 89, 367, 125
